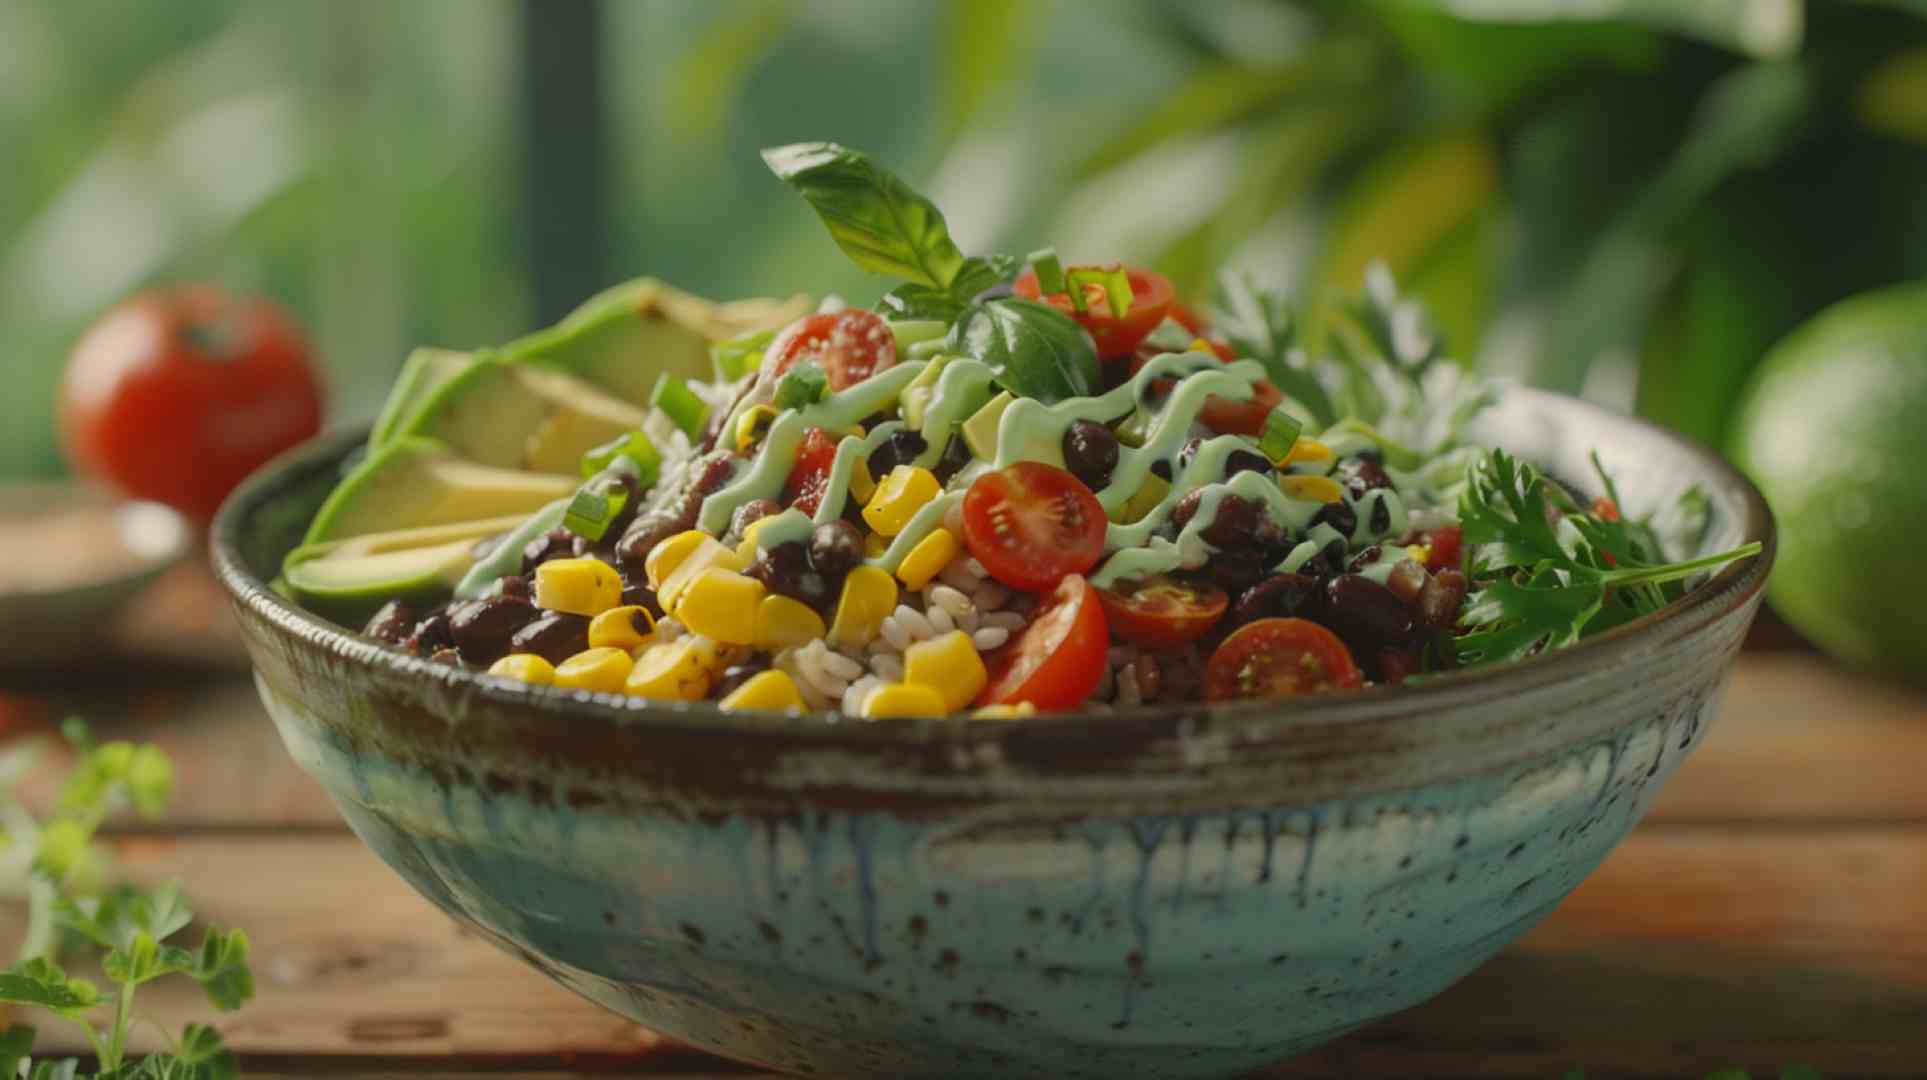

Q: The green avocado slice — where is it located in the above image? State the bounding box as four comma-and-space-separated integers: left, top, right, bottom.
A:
392, 357, 648, 474
303, 437, 575, 545
369, 347, 474, 449
283, 513, 529, 626
504, 277, 811, 404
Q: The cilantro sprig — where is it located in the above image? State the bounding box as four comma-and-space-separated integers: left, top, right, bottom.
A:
1, 722, 254, 1079
1454, 450, 1762, 665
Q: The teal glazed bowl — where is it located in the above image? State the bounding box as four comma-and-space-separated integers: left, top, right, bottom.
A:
212, 390, 1774, 1080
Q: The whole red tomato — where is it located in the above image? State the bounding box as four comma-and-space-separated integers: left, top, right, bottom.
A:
59, 285, 322, 520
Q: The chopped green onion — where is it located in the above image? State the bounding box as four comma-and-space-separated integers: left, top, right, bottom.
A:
1067, 265, 1133, 318
651, 373, 710, 437
580, 430, 660, 489
774, 361, 829, 409
888, 319, 949, 350
562, 472, 633, 541
711, 329, 774, 382
1027, 248, 1066, 295
1256, 408, 1304, 463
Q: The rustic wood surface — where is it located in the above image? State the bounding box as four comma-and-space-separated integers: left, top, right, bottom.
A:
3, 565, 1925, 1078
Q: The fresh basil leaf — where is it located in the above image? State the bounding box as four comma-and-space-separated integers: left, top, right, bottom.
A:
763, 142, 967, 289
947, 299, 1100, 404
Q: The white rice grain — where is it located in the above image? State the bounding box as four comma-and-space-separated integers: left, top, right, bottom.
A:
893, 605, 935, 642
842, 675, 881, 716
971, 582, 1010, 611
869, 653, 904, 682
983, 612, 1026, 631
971, 627, 1010, 651
820, 649, 864, 681
955, 608, 980, 633
654, 618, 685, 643
879, 616, 913, 652
926, 604, 955, 635
928, 585, 974, 619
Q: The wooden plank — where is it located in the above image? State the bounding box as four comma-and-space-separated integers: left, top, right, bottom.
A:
3, 826, 1922, 1075
1649, 652, 1927, 823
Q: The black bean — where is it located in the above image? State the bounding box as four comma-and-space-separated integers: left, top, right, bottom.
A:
714, 656, 772, 699
933, 434, 974, 486
363, 600, 417, 646
1312, 500, 1357, 541
810, 520, 864, 580
1225, 449, 1273, 479
1232, 574, 1320, 624
1062, 420, 1119, 490
1337, 456, 1394, 499
749, 542, 831, 609
1323, 574, 1416, 657
1416, 569, 1469, 630
1385, 559, 1428, 604
729, 499, 783, 544
1150, 458, 1173, 482
449, 594, 541, 667
497, 575, 531, 600
1206, 550, 1271, 591
522, 528, 590, 577
865, 429, 928, 478
404, 608, 455, 656
509, 611, 592, 665
620, 581, 664, 620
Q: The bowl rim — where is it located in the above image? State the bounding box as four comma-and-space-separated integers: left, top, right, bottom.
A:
0, 482, 190, 601
210, 389, 1776, 746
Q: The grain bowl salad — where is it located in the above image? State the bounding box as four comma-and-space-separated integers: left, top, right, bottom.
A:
279, 143, 1759, 718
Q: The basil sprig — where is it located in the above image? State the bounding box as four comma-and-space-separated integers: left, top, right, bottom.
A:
880, 254, 1018, 321
947, 298, 1099, 404
762, 142, 968, 290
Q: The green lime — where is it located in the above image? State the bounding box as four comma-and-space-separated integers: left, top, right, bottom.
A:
1728, 280, 1927, 678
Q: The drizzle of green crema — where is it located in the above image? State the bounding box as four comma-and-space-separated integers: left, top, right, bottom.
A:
698, 347, 1449, 588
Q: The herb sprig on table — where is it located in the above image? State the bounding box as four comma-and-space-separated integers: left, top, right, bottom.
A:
1, 722, 254, 1079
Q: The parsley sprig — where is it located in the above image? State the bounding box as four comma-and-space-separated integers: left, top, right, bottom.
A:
1454, 450, 1762, 665
1, 722, 254, 1079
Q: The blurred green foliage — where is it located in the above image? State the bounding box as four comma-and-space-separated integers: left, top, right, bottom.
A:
7, 0, 1926, 479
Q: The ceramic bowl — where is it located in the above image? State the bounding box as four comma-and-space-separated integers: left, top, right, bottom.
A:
211, 388, 1773, 1079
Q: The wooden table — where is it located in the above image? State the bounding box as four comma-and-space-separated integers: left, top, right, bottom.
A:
4, 564, 1925, 1079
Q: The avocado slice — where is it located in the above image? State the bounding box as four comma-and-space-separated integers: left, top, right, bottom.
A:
962, 391, 1015, 461
505, 277, 811, 405
393, 357, 648, 474
369, 348, 473, 449
283, 513, 529, 625
303, 437, 575, 545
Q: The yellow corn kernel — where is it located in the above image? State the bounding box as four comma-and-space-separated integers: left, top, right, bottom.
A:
657, 537, 747, 612
734, 405, 780, 452
675, 569, 767, 644
864, 531, 888, 558
903, 630, 987, 712
1118, 474, 1171, 524
828, 565, 898, 648
1284, 437, 1334, 466
1189, 336, 1215, 355
486, 653, 555, 686
644, 530, 711, 589
1408, 544, 1432, 566
535, 557, 623, 617
588, 605, 655, 651
1280, 474, 1345, 505
895, 528, 959, 590
719, 669, 804, 713
972, 701, 1037, 720
860, 681, 947, 718
861, 466, 940, 537
849, 456, 877, 506
754, 593, 827, 650
553, 647, 634, 694
625, 638, 723, 701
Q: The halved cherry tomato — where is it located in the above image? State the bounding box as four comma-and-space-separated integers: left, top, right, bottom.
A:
977, 575, 1109, 710
1128, 348, 1282, 437
1422, 525, 1463, 574
1014, 264, 1175, 360
961, 461, 1106, 591
1097, 575, 1228, 648
1204, 617, 1363, 701
762, 309, 897, 390
783, 427, 841, 517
